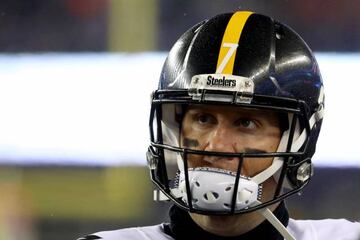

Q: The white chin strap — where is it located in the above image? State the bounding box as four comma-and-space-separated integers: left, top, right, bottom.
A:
256, 200, 296, 240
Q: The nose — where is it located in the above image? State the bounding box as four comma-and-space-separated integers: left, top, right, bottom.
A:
204, 123, 238, 163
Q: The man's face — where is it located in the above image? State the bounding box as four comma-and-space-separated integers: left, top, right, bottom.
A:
181, 104, 282, 177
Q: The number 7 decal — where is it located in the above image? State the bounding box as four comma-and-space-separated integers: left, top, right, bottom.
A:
216, 42, 239, 74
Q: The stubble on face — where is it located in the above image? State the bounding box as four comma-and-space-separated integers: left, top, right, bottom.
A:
189, 210, 267, 237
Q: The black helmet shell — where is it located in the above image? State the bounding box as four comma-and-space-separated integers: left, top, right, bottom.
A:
159, 12, 323, 111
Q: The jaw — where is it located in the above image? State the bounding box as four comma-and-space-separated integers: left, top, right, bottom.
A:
188, 195, 280, 237
189, 210, 265, 236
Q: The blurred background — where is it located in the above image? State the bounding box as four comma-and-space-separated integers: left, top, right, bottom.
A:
0, 1, 359, 239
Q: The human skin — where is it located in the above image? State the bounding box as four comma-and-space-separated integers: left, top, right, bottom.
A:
180, 104, 282, 236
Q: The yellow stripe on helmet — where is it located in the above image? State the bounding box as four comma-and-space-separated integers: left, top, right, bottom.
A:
216, 11, 253, 74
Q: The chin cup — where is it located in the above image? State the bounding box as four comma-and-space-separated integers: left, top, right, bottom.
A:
178, 167, 260, 211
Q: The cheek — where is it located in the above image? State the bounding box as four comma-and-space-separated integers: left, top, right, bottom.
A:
187, 155, 209, 168
180, 122, 207, 167
181, 125, 209, 149
241, 131, 281, 176
242, 157, 273, 177
249, 128, 281, 152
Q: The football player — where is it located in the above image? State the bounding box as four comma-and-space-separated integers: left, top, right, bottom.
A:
79, 11, 360, 240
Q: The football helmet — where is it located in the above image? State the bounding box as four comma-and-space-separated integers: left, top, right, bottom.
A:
147, 11, 324, 220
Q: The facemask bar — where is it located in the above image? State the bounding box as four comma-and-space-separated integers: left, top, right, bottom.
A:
231, 153, 245, 214
149, 103, 172, 195
150, 147, 307, 215
274, 113, 298, 197
148, 89, 314, 215
182, 149, 193, 210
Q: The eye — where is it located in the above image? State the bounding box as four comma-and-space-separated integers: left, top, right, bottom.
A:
196, 113, 215, 125
236, 118, 257, 129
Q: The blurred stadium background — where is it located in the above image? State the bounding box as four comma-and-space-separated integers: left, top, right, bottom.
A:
0, 1, 359, 239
